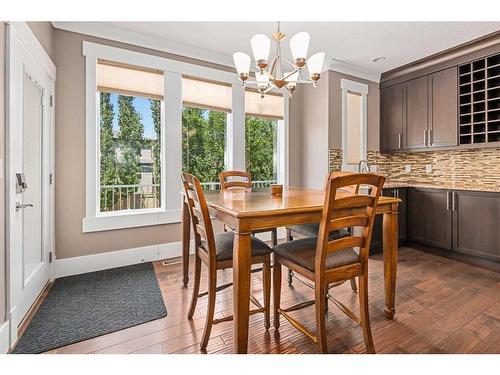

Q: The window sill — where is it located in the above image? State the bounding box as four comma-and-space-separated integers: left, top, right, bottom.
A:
82, 209, 181, 233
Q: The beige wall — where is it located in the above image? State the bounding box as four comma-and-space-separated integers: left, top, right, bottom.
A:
288, 90, 303, 186
53, 29, 235, 260
328, 71, 380, 152
27, 22, 54, 59
299, 76, 331, 189
1, 22, 6, 324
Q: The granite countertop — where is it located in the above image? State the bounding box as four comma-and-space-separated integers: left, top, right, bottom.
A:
382, 181, 500, 193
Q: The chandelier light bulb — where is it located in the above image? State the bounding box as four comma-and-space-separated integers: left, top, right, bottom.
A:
307, 52, 325, 83
250, 34, 271, 70
233, 52, 251, 82
289, 32, 310, 68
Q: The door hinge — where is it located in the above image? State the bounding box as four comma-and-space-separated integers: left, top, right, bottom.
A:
49, 173, 53, 185
49, 252, 53, 263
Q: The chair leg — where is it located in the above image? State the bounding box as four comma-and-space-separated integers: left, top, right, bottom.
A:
272, 255, 282, 330
200, 265, 217, 351
358, 274, 375, 354
315, 283, 328, 353
350, 277, 358, 292
286, 230, 294, 286
262, 256, 271, 330
187, 254, 201, 319
271, 228, 278, 247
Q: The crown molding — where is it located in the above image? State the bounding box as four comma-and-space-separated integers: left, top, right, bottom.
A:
51, 21, 235, 69
329, 59, 381, 83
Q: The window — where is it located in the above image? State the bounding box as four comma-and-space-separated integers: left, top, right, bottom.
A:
245, 90, 284, 186
341, 79, 368, 172
182, 77, 231, 189
97, 60, 164, 213
83, 42, 288, 232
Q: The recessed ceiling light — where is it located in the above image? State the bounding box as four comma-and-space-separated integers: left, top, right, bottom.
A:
373, 56, 386, 63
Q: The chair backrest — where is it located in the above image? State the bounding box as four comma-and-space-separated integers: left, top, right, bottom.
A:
181, 172, 217, 260
315, 172, 386, 274
328, 171, 360, 195
219, 170, 252, 190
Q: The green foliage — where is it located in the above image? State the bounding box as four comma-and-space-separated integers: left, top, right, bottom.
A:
99, 93, 118, 185
182, 107, 226, 183
245, 117, 277, 181
150, 99, 161, 184
117, 95, 144, 185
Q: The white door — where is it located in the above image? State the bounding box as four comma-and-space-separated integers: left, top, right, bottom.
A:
7, 23, 55, 345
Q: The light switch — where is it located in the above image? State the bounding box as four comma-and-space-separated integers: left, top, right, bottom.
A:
425, 164, 433, 173
369, 165, 378, 173
405, 165, 411, 173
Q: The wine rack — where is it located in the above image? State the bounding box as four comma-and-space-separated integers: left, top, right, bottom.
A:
459, 52, 500, 145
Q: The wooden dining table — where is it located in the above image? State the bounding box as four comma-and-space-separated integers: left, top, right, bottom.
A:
181, 186, 401, 354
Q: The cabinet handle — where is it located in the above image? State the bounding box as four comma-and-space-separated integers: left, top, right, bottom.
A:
452, 192, 457, 211
446, 191, 450, 210
423, 130, 427, 146
428, 129, 432, 146
398, 133, 402, 149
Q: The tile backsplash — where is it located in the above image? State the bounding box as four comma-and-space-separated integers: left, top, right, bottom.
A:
329, 148, 500, 192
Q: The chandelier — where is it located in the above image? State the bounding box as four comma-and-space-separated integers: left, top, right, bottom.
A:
232, 22, 325, 98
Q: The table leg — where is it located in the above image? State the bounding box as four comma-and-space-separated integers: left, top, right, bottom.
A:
233, 232, 252, 354
182, 199, 190, 287
382, 202, 398, 319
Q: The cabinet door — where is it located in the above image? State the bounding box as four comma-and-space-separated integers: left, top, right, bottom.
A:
453, 190, 500, 261
404, 76, 429, 149
380, 84, 403, 152
408, 188, 452, 250
430, 67, 458, 147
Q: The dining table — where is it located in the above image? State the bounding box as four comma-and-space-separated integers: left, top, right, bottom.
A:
181, 186, 401, 354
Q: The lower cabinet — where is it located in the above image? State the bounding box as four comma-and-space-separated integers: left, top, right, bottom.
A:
408, 188, 452, 250
453, 190, 500, 262
369, 186, 500, 263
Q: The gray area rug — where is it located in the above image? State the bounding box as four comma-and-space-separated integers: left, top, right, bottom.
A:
12, 262, 167, 354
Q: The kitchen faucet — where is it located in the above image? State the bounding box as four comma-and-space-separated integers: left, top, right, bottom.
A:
358, 160, 370, 173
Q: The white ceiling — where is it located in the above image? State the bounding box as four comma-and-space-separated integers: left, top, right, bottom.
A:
55, 22, 500, 80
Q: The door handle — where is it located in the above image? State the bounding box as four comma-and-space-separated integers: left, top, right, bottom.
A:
452, 192, 457, 211
398, 133, 402, 149
16, 202, 34, 211
446, 191, 450, 210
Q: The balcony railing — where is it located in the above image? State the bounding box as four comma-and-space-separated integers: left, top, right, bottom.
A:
199, 180, 277, 191
100, 184, 161, 212
100, 180, 276, 212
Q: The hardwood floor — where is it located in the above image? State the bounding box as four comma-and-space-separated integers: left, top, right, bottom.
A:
44, 246, 500, 354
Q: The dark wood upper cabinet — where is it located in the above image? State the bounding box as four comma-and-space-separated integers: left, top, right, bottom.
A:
404, 76, 429, 149
429, 67, 458, 147
453, 190, 500, 262
380, 84, 403, 152
408, 188, 452, 250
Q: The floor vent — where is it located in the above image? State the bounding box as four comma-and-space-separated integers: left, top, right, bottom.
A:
162, 256, 183, 266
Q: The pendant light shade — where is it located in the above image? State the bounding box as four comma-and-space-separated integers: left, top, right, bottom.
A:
250, 34, 271, 67
289, 32, 310, 66
233, 52, 251, 79
307, 52, 326, 75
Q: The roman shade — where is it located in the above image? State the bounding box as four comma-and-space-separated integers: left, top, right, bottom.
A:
245, 90, 284, 120
182, 76, 232, 113
96, 59, 164, 100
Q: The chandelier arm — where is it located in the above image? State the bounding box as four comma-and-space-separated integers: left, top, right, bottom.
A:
282, 68, 299, 81
269, 56, 278, 78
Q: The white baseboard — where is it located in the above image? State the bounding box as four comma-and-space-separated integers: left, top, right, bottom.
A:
54, 228, 287, 279
0, 320, 9, 354
54, 240, 194, 279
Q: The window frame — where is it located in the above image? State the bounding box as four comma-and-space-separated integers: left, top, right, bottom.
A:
83, 42, 288, 232
340, 78, 368, 172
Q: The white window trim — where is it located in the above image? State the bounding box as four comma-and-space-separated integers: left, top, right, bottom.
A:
340, 78, 368, 172
83, 41, 288, 232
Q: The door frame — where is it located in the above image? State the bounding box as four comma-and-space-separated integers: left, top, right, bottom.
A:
5, 22, 56, 348
340, 78, 368, 172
